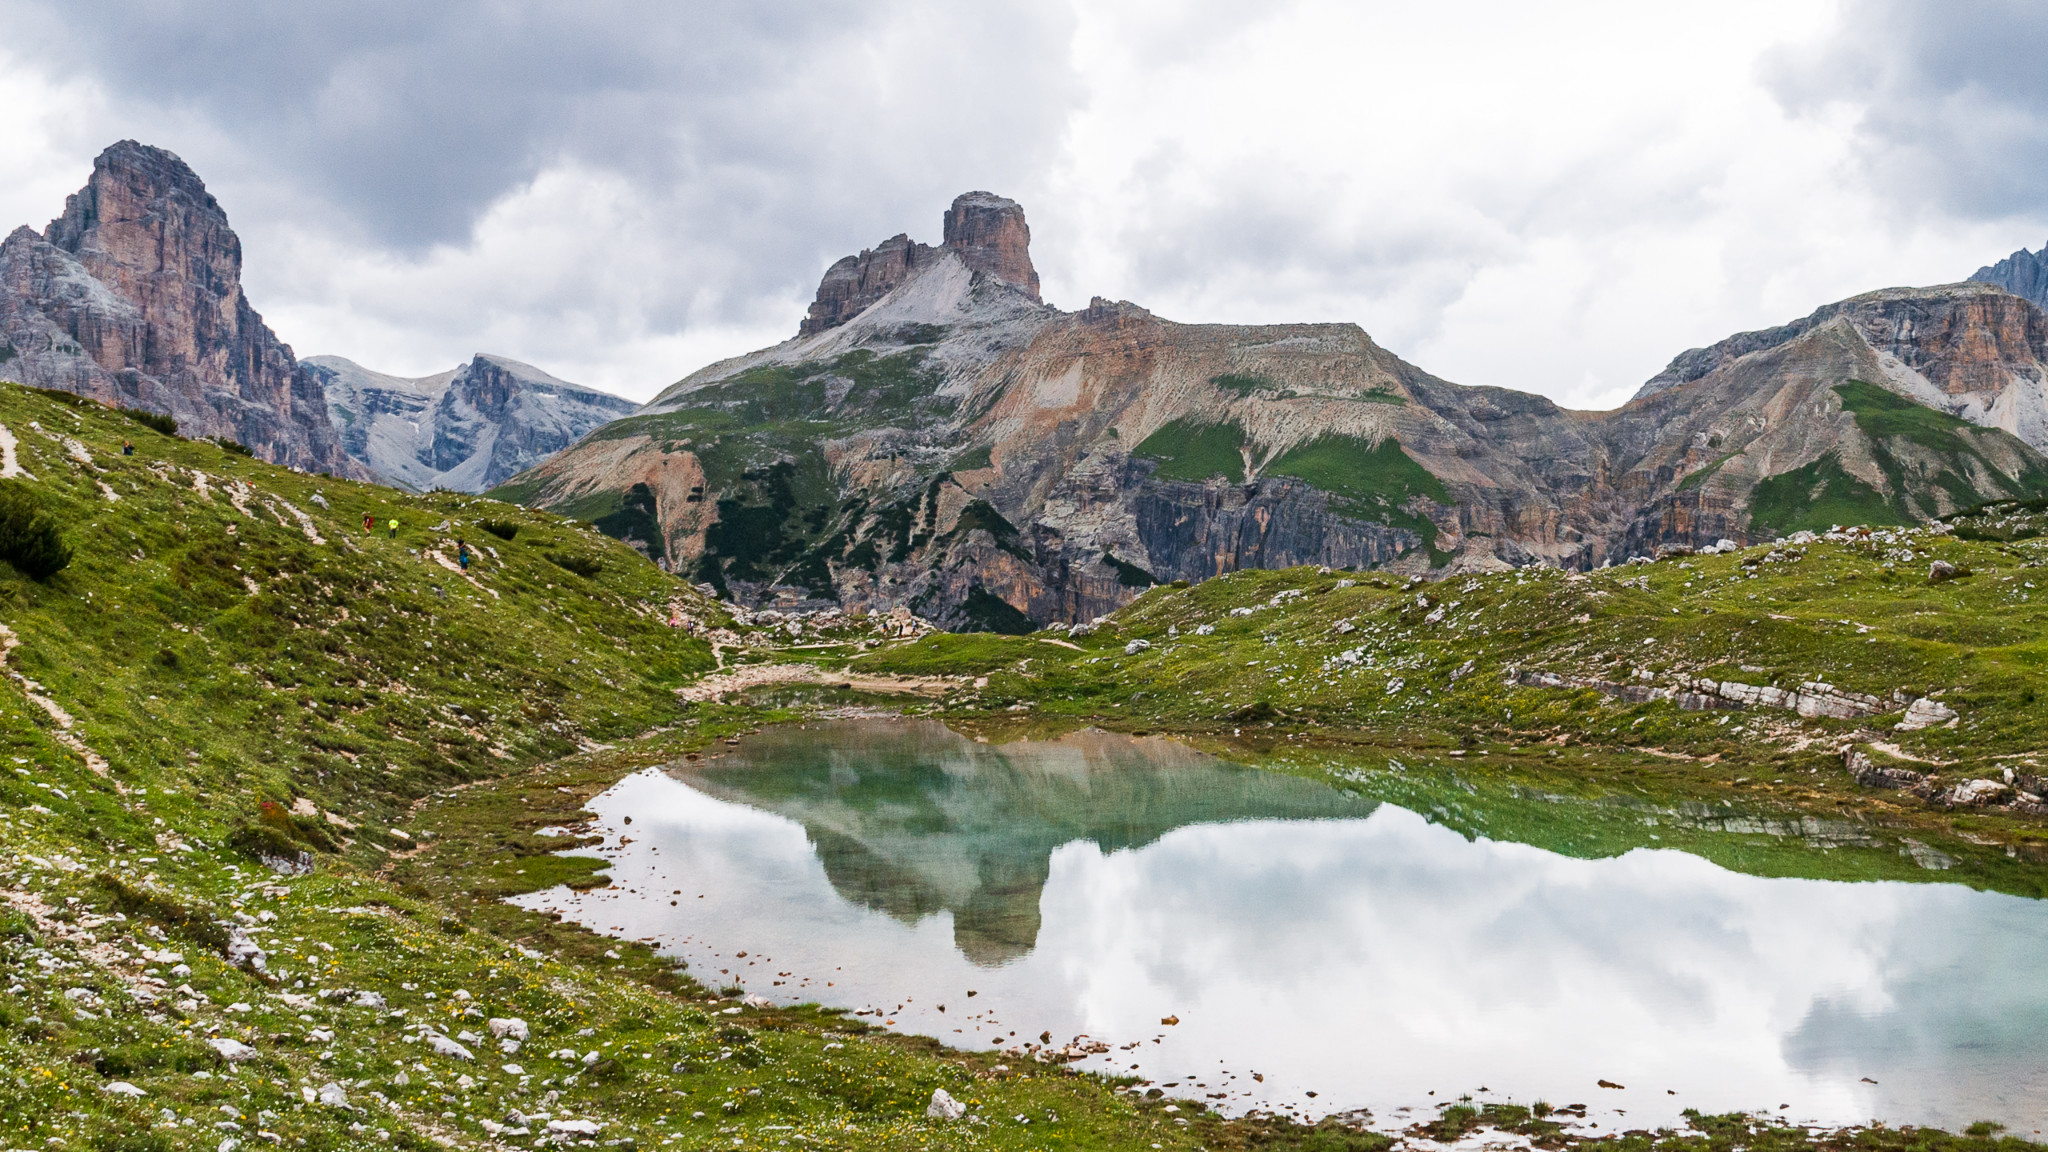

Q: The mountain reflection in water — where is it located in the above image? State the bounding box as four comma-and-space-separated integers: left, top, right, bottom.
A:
515, 718, 2048, 1133
677, 720, 1367, 964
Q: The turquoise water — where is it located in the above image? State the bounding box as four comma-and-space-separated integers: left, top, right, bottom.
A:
514, 719, 2048, 1134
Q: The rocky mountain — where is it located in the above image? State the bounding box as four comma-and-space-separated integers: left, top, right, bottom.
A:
0, 141, 357, 476
1972, 243, 2048, 311
305, 353, 635, 493
499, 193, 2048, 630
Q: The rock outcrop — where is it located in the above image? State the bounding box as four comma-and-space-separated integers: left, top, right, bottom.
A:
502, 193, 2048, 629
941, 192, 1039, 301
797, 192, 1040, 337
0, 141, 357, 476
1635, 282, 2048, 452
306, 353, 635, 493
1972, 243, 2048, 311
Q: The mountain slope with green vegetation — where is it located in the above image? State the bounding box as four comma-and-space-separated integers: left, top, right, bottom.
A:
0, 381, 1294, 1152
0, 378, 2041, 1151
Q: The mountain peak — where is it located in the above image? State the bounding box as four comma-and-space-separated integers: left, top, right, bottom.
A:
1971, 242, 2048, 310
942, 191, 1039, 302
797, 192, 1041, 337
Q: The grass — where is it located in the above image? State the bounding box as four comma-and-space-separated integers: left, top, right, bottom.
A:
1134, 419, 1248, 483
1747, 452, 1908, 537
0, 376, 2038, 1148
1265, 435, 1449, 561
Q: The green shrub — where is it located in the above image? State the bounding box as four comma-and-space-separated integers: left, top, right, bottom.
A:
0, 480, 72, 579
212, 437, 254, 457
116, 406, 178, 436
547, 551, 604, 579
479, 518, 520, 541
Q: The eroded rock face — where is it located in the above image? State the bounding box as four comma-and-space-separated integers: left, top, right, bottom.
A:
0, 141, 357, 476
308, 353, 636, 493
798, 234, 939, 337
797, 192, 1040, 338
942, 192, 1038, 301
1636, 282, 2048, 452
505, 194, 2048, 629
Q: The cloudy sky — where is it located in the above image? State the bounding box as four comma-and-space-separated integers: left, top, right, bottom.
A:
3, 0, 2046, 408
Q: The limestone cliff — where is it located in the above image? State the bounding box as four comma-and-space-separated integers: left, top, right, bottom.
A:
307, 353, 636, 493
502, 196, 2048, 629
1973, 243, 2048, 311
0, 141, 358, 476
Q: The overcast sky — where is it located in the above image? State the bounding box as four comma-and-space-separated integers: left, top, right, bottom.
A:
3, 0, 2047, 408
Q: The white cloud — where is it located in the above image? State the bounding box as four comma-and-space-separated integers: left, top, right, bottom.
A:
3, 1, 2048, 406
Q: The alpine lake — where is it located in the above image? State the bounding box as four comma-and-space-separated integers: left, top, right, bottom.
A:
511, 717, 2048, 1137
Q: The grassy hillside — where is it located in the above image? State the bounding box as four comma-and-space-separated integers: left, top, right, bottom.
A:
0, 377, 2040, 1152
0, 383, 1262, 1152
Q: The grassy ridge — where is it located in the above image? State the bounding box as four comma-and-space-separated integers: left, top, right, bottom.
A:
852, 524, 2048, 896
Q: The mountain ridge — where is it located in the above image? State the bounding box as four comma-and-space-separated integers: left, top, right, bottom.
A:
502, 194, 2048, 630
306, 351, 636, 492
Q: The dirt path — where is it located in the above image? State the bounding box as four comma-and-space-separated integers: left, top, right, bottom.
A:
676, 662, 959, 703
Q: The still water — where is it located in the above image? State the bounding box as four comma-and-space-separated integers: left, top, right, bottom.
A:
512, 719, 2048, 1134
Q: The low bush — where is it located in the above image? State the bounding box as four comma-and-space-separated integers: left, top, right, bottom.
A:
116, 406, 178, 436
547, 551, 604, 578
0, 480, 71, 579
479, 519, 519, 541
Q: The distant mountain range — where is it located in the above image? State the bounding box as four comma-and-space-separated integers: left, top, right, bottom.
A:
501, 193, 2048, 628
9, 141, 2048, 629
305, 353, 634, 493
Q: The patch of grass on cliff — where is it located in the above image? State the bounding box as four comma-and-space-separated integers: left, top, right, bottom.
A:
1836, 380, 1990, 452
1211, 373, 1274, 397
1134, 419, 1246, 483
1676, 450, 1742, 491
1748, 452, 1907, 537
1265, 434, 1449, 560
1832, 380, 2048, 511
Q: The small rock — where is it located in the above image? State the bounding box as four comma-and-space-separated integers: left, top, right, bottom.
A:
741, 994, 773, 1009
1928, 559, 1959, 583
502, 1064, 525, 1076
352, 990, 387, 1009
424, 1033, 474, 1061
926, 1088, 968, 1120
1896, 698, 1958, 731
1948, 778, 2011, 808
208, 1038, 259, 1063
1193, 624, 1215, 636
487, 1017, 529, 1041
104, 1081, 147, 1097
546, 1120, 602, 1136
1124, 639, 1151, 655
316, 1082, 350, 1109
